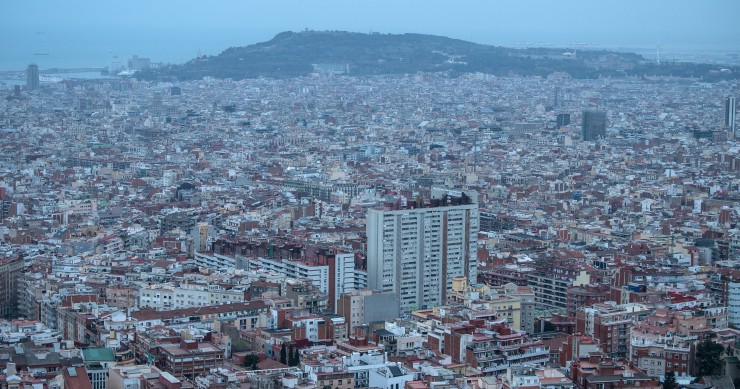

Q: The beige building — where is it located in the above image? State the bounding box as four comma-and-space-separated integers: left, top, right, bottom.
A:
337, 289, 400, 332
449, 277, 525, 331
315, 371, 354, 389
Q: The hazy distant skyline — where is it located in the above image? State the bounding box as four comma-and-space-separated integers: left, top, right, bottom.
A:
2, 0, 739, 71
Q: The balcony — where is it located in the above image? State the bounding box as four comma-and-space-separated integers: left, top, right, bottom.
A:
470, 343, 492, 351
504, 349, 549, 361
498, 343, 526, 352
481, 364, 508, 374
664, 345, 691, 352
475, 353, 505, 362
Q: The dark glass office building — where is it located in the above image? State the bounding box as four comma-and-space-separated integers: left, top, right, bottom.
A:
582, 111, 606, 141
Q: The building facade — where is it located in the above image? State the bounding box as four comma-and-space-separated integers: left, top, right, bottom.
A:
244, 251, 363, 313
0, 257, 24, 318
576, 303, 650, 358
729, 281, 740, 327
581, 111, 606, 141
726, 96, 737, 138
26, 64, 39, 91
337, 289, 400, 332
366, 190, 479, 311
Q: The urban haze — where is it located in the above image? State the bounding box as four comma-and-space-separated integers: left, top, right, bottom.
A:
0, 2, 740, 389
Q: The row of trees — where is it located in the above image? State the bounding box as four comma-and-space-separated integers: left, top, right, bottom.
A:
280, 343, 301, 367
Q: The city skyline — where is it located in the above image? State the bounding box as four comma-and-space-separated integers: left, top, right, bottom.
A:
2, 0, 739, 70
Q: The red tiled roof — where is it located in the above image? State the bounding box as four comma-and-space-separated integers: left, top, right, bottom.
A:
62, 366, 93, 389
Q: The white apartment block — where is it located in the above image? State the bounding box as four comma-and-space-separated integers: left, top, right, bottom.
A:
194, 252, 236, 270
138, 283, 247, 310
246, 252, 366, 310
366, 190, 479, 311
58, 199, 98, 215
729, 281, 740, 327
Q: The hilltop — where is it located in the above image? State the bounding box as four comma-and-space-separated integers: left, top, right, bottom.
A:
139, 30, 739, 81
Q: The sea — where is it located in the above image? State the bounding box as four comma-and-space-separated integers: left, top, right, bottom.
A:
0, 41, 220, 87
0, 45, 200, 73
0, 29, 267, 73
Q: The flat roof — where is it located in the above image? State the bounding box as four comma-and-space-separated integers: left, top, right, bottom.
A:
82, 348, 116, 362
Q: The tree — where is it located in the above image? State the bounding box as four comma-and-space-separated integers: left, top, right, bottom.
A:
695, 339, 724, 378
287, 345, 295, 366
243, 354, 260, 370
279, 343, 287, 365
231, 338, 249, 352
663, 371, 677, 389
287, 346, 300, 367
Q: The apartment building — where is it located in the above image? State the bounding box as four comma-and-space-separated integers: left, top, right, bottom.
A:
138, 282, 247, 310
366, 189, 479, 311
245, 251, 363, 312
576, 302, 650, 358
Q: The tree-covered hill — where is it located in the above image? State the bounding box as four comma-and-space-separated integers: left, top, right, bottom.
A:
138, 30, 739, 81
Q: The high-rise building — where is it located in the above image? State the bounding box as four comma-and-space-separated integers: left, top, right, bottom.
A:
26, 64, 39, 91
553, 87, 563, 109
581, 111, 606, 141
150, 92, 164, 117
556, 113, 571, 128
726, 97, 737, 138
366, 188, 479, 312
0, 257, 24, 317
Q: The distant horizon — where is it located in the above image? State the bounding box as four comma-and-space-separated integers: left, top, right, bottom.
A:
2, 0, 739, 72
2, 29, 739, 73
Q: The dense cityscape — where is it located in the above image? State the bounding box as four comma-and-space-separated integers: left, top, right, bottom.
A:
1, 28, 740, 389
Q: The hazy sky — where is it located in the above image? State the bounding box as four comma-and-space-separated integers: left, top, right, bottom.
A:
2, 0, 739, 70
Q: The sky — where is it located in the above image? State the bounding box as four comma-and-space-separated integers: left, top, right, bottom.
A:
1, 0, 739, 71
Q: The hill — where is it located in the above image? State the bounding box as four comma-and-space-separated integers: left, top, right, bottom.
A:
139, 30, 739, 81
